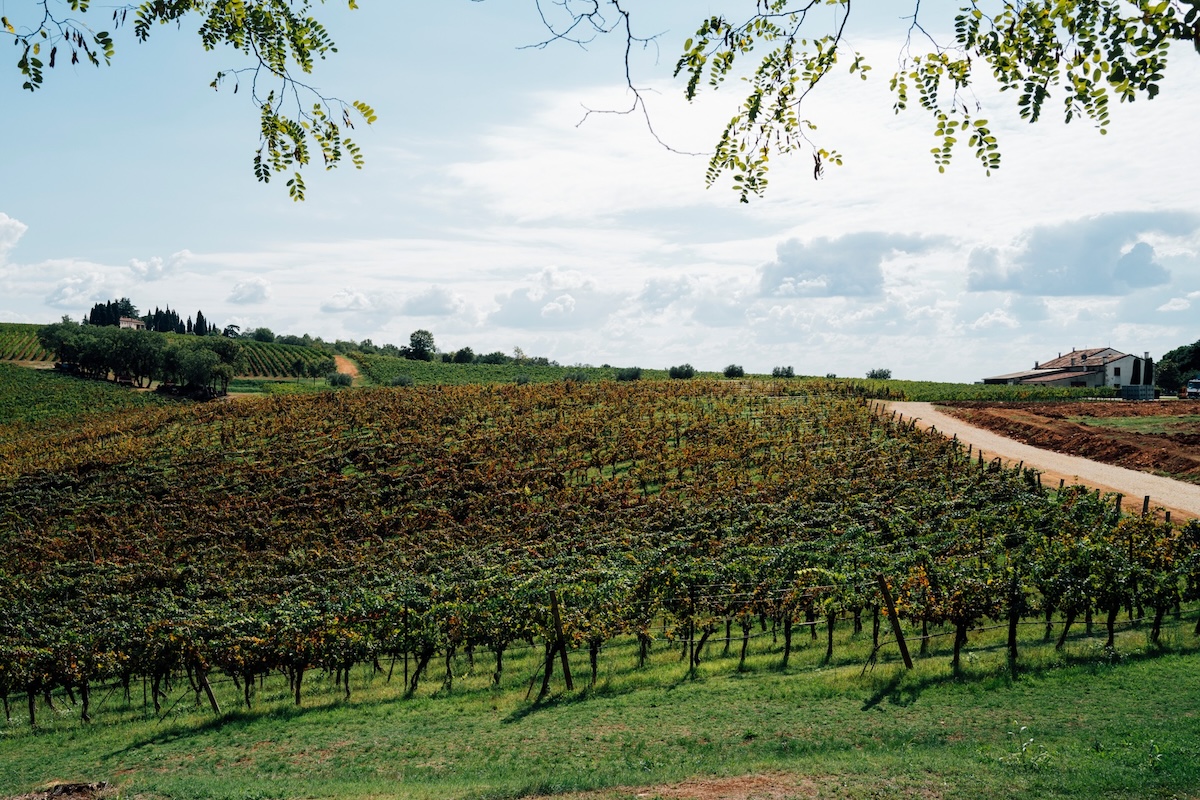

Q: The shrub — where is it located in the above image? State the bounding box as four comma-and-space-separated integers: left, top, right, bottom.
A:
327, 372, 353, 387
514, 374, 531, 385
615, 366, 642, 382
390, 374, 414, 387
772, 366, 794, 378
866, 368, 893, 380
669, 364, 696, 380
564, 371, 589, 383
723, 364, 745, 378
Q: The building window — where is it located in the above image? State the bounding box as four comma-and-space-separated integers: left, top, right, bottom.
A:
1114, 367, 1121, 376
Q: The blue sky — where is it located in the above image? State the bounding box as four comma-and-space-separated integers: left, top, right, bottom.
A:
2, 1, 1198, 380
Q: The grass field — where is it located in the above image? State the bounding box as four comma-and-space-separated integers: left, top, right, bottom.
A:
0, 361, 171, 427
1, 614, 1197, 799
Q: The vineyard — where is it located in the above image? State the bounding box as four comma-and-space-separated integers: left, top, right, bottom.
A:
350, 352, 686, 385
2, 376, 1198, 744
0, 323, 52, 363
874, 379, 1116, 402
238, 339, 335, 378
0, 363, 170, 427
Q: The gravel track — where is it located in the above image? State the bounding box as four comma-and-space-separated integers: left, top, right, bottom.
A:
887, 401, 1200, 520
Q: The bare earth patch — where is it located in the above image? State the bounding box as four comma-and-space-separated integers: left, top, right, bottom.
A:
334, 355, 360, 380
3, 783, 113, 800
526, 773, 943, 800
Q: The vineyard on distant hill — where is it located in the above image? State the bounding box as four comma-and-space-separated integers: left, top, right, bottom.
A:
0, 323, 52, 362
351, 352, 680, 385
239, 339, 335, 378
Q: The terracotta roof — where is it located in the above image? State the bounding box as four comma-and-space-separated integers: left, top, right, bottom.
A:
1037, 347, 1125, 370
984, 369, 1059, 381
1019, 370, 1093, 384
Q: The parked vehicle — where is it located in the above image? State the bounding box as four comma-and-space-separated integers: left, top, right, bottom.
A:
1187, 378, 1200, 399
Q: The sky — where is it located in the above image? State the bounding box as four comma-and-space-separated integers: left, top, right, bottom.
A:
1, 0, 1198, 381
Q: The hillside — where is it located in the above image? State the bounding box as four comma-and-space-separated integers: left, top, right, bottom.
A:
1, 379, 1199, 797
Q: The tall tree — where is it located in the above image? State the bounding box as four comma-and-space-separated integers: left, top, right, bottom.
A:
406, 330, 436, 362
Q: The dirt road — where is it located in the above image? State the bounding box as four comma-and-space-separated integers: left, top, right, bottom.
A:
333, 355, 360, 380
887, 401, 1200, 520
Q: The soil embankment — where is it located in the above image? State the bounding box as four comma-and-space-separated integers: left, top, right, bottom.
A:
886, 401, 1200, 520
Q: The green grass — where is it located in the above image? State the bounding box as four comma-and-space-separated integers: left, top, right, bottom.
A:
2, 612, 1197, 799
1070, 414, 1200, 435
225, 376, 336, 396
0, 361, 171, 427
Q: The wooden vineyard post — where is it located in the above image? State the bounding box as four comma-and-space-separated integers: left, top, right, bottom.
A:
550, 590, 574, 691
1142, 495, 1151, 517
876, 575, 914, 670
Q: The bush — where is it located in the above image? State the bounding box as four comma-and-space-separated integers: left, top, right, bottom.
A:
327, 372, 353, 387
615, 366, 642, 382
514, 374, 532, 385
669, 364, 696, 380
390, 374, 414, 387
772, 366, 794, 378
564, 371, 588, 383
723, 364, 745, 378
866, 368, 892, 380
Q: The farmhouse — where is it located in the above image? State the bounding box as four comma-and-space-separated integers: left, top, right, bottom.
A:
118, 316, 146, 330
983, 347, 1154, 396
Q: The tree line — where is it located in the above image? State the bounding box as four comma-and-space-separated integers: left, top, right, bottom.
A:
85, 298, 228, 338
37, 320, 244, 396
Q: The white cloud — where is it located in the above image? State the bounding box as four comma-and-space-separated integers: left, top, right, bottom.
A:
321, 288, 385, 314
0, 213, 28, 258
228, 278, 271, 305
400, 286, 465, 317
45, 273, 107, 308
967, 212, 1198, 295
760, 233, 946, 298
130, 250, 191, 282
489, 267, 624, 330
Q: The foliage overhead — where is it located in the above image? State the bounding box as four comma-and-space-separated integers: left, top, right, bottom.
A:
530, 0, 1200, 200
2, 0, 375, 200
6, 2, 1196, 201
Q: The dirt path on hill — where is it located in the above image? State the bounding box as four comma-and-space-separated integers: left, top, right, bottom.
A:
334, 355, 360, 379
886, 401, 1200, 520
